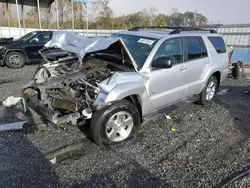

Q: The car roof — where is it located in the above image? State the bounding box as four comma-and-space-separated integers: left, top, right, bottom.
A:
117, 29, 222, 39
117, 30, 171, 39
29, 30, 52, 34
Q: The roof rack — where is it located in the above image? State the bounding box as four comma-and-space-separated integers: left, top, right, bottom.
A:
128, 26, 217, 34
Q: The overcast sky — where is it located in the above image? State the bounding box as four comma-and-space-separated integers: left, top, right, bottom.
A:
109, 0, 250, 24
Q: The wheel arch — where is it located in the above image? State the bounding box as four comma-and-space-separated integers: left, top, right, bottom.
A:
211, 71, 221, 91
124, 94, 143, 123
4, 49, 28, 63
104, 82, 146, 122
199, 70, 222, 93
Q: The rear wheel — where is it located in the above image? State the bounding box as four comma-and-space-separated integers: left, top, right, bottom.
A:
90, 100, 141, 145
5, 52, 26, 69
197, 76, 218, 105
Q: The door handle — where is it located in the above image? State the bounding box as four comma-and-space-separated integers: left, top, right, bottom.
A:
180, 66, 187, 71
205, 60, 209, 64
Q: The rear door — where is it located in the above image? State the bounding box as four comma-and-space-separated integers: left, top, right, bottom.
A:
24, 31, 53, 60
184, 36, 211, 96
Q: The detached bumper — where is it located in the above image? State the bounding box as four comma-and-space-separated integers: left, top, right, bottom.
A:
23, 89, 81, 125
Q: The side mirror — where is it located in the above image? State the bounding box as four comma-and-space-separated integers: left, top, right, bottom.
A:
152, 56, 173, 69
30, 37, 39, 43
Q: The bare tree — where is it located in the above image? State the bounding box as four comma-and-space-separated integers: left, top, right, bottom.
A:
88, 0, 101, 23
169, 7, 178, 15
149, 6, 158, 26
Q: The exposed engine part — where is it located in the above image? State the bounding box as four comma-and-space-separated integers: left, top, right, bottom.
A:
24, 92, 81, 125
82, 108, 92, 119
52, 99, 77, 112
56, 112, 81, 125
24, 94, 59, 124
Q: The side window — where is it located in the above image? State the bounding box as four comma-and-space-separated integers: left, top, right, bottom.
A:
186, 37, 202, 60
34, 32, 52, 43
153, 38, 183, 64
208, 36, 226, 54
200, 38, 208, 57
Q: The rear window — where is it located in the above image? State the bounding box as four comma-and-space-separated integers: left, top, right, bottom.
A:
208, 36, 226, 54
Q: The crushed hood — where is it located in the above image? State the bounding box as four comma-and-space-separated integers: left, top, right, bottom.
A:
45, 31, 138, 71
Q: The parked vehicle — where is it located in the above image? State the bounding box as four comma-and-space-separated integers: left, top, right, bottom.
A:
23, 27, 229, 145
0, 31, 53, 68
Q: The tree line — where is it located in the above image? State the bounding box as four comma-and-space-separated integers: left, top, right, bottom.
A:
0, 0, 208, 29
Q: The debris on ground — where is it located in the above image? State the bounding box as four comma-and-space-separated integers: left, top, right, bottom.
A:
243, 90, 250, 94
165, 115, 172, 120
217, 89, 230, 95
50, 157, 57, 164
0, 121, 27, 131
165, 162, 179, 167
171, 127, 176, 132
16, 112, 25, 120
2, 96, 22, 107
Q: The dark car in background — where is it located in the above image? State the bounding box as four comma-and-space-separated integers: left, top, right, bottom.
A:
0, 31, 53, 69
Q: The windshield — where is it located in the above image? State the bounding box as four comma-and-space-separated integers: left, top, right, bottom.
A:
111, 34, 158, 68
16, 32, 37, 42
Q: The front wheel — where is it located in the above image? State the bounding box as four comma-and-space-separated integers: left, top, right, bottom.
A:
5, 52, 26, 69
90, 100, 141, 145
197, 76, 218, 105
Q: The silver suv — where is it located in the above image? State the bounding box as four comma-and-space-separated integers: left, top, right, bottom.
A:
23, 27, 228, 145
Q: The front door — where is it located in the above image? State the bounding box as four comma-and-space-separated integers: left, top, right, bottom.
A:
24, 32, 52, 60
147, 37, 188, 112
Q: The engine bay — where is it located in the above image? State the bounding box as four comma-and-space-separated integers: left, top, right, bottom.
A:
23, 53, 134, 125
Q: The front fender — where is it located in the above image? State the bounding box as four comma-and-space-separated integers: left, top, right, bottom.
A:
105, 82, 147, 103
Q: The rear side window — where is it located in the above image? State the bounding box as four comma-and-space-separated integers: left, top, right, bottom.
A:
200, 38, 208, 57
186, 37, 207, 61
208, 36, 226, 54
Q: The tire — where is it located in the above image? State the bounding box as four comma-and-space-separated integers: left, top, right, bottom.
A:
197, 75, 218, 105
90, 100, 141, 146
5, 52, 26, 69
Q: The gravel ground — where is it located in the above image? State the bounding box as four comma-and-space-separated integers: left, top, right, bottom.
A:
1, 65, 250, 188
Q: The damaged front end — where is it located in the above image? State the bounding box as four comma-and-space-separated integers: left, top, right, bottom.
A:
23, 32, 138, 126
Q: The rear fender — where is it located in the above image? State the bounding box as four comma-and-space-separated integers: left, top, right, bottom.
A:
199, 68, 222, 93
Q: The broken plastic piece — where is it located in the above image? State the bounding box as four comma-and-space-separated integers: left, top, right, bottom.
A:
0, 121, 27, 131
2, 96, 22, 107
165, 115, 172, 120
217, 89, 229, 96
243, 90, 250, 94
50, 157, 57, 164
